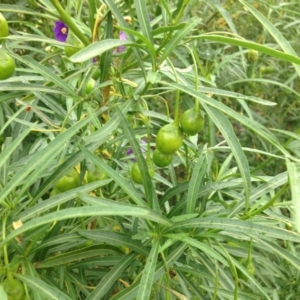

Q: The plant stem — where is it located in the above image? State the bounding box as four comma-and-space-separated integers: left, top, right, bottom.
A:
146, 121, 151, 162
166, 58, 180, 126
50, 0, 90, 46
174, 89, 180, 126
174, 0, 189, 24
87, 0, 97, 33
240, 184, 288, 220
2, 215, 13, 281
246, 239, 253, 264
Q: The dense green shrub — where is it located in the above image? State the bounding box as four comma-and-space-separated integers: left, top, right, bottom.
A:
0, 0, 300, 299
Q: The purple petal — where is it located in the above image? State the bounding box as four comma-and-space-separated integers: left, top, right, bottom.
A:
119, 31, 127, 41
127, 148, 133, 156
53, 21, 69, 42
114, 31, 127, 53
127, 139, 147, 161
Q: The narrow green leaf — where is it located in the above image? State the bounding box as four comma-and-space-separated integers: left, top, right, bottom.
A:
0, 82, 69, 94
137, 238, 160, 300
228, 172, 287, 217
69, 39, 132, 63
87, 253, 136, 300
79, 147, 146, 207
116, 108, 159, 211
84, 101, 132, 143
202, 104, 251, 211
71, 257, 121, 269
0, 115, 92, 204
239, 0, 300, 76
35, 245, 123, 268
152, 23, 187, 36
160, 182, 188, 207
159, 17, 200, 64
77, 229, 149, 256
32, 232, 83, 252
119, 26, 156, 65
102, 0, 147, 79
0, 205, 172, 248
79, 193, 172, 226
18, 181, 111, 222
186, 151, 207, 214
171, 214, 199, 223
286, 159, 300, 234
227, 78, 300, 98
18, 55, 78, 98
197, 86, 276, 106
100, 11, 113, 84
110, 243, 186, 300
201, 286, 268, 300
210, 0, 237, 34
192, 34, 300, 66
165, 234, 227, 265
250, 236, 300, 271
0, 286, 7, 300
133, 0, 153, 43
179, 272, 206, 300
167, 218, 300, 242
32, 101, 132, 202
0, 3, 52, 18
0, 126, 32, 170
14, 274, 72, 300
161, 179, 242, 209
163, 81, 296, 160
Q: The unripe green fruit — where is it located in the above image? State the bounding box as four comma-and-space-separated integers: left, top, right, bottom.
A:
246, 262, 255, 276
50, 188, 60, 197
84, 78, 95, 95
237, 258, 255, 280
0, 50, 15, 80
92, 69, 100, 80
153, 149, 173, 167
155, 124, 183, 154
0, 13, 9, 43
65, 33, 84, 57
247, 49, 259, 62
65, 44, 84, 57
55, 169, 80, 193
87, 168, 108, 182
2, 278, 25, 300
131, 162, 154, 184
180, 108, 204, 136
260, 66, 275, 74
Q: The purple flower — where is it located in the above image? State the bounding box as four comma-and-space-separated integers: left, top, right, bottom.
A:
120, 31, 127, 41
127, 139, 147, 161
53, 21, 69, 42
114, 31, 127, 53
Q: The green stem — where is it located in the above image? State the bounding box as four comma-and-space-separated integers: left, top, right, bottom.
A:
194, 98, 199, 112
166, 58, 180, 126
160, 0, 173, 23
174, 0, 189, 24
50, 0, 90, 46
88, 0, 96, 35
174, 89, 180, 126
246, 239, 253, 264
2, 215, 12, 281
146, 122, 151, 162
240, 184, 288, 220
2, 216, 8, 266
187, 44, 200, 111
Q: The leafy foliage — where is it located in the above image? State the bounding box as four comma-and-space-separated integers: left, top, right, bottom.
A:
0, 0, 300, 299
